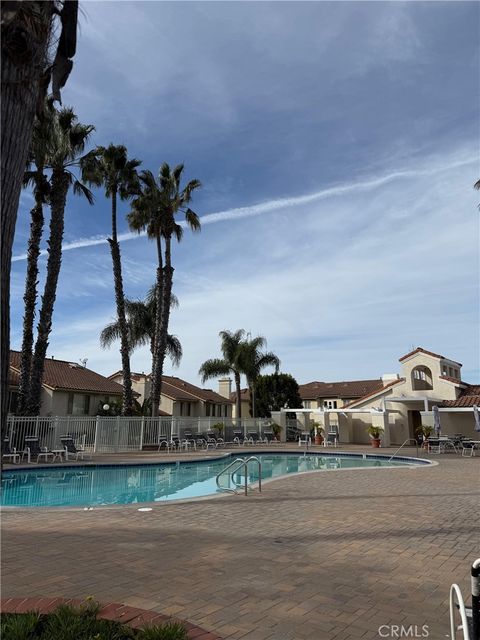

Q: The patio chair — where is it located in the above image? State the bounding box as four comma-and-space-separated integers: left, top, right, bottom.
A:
21, 436, 55, 463
461, 440, 477, 457
60, 436, 86, 461
2, 438, 20, 464
426, 437, 441, 454
324, 431, 338, 448
298, 431, 311, 447
182, 430, 197, 450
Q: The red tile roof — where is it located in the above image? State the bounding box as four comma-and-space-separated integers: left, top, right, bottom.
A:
439, 375, 466, 385
343, 378, 406, 408
9, 351, 124, 395
298, 379, 383, 400
230, 388, 250, 402
161, 376, 233, 404
399, 347, 462, 366
440, 385, 480, 408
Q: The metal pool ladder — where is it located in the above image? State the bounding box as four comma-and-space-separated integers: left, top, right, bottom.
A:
216, 456, 262, 496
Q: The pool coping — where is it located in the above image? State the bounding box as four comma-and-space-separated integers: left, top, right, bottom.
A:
0, 596, 223, 639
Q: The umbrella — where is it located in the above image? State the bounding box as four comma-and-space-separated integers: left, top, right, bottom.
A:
474, 405, 480, 433
433, 405, 441, 436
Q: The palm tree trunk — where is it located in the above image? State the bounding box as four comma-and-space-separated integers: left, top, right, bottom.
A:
108, 188, 134, 415
1, 1, 54, 438
28, 170, 69, 415
234, 371, 242, 419
150, 234, 164, 417
17, 194, 44, 414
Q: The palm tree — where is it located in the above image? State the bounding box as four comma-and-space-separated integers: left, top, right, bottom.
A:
17, 101, 55, 414
239, 335, 280, 418
128, 164, 201, 416
100, 286, 182, 366
81, 144, 141, 415
27, 107, 95, 415
199, 329, 247, 419
1, 1, 78, 438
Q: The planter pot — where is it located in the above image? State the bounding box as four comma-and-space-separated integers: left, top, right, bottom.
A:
371, 438, 381, 448
314, 435, 323, 446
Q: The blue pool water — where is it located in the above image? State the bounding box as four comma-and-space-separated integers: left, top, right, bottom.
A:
0, 453, 423, 508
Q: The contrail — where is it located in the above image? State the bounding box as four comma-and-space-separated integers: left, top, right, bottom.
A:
12, 155, 474, 262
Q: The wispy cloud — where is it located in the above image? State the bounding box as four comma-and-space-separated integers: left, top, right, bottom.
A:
12, 153, 475, 262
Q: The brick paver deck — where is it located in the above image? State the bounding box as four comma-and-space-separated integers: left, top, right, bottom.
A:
1, 446, 479, 639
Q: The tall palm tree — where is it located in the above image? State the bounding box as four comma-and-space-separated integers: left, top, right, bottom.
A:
27, 107, 95, 415
81, 144, 141, 415
1, 1, 78, 438
17, 101, 56, 414
199, 329, 247, 419
128, 164, 201, 416
239, 335, 280, 418
100, 286, 182, 366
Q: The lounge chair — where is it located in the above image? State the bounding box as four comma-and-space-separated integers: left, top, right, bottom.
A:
2, 438, 20, 464
246, 430, 261, 444
182, 430, 197, 449
21, 436, 55, 463
60, 436, 87, 461
263, 430, 275, 443
158, 435, 170, 451
205, 430, 224, 448
233, 429, 246, 446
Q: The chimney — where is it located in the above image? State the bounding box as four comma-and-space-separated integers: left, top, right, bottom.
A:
381, 373, 399, 386
218, 378, 232, 399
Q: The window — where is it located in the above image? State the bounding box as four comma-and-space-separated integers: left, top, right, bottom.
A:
206, 403, 211, 417
224, 404, 228, 417
180, 402, 191, 417
68, 393, 90, 415
324, 400, 337, 409
303, 401, 311, 409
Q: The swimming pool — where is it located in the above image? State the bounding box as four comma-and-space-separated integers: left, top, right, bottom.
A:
0, 452, 428, 508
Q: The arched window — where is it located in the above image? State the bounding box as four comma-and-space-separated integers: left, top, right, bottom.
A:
411, 365, 433, 391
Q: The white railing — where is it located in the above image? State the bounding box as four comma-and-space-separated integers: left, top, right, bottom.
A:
5, 415, 276, 453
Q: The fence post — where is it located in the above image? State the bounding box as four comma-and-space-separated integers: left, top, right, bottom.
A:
94, 415, 99, 453
115, 415, 120, 452
139, 417, 144, 451
53, 415, 59, 448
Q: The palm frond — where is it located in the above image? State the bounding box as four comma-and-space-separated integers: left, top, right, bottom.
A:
184, 208, 201, 232
199, 358, 231, 383
166, 334, 183, 367
72, 178, 94, 204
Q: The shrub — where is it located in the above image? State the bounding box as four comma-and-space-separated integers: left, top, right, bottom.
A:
0, 600, 188, 640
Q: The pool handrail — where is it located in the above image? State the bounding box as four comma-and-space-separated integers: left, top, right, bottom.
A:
387, 438, 419, 462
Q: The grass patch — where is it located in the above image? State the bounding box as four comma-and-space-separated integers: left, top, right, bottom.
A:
1, 600, 188, 640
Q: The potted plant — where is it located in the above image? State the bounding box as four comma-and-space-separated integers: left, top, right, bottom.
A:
271, 423, 282, 441
211, 422, 224, 437
311, 421, 324, 445
367, 425, 384, 448
416, 425, 434, 449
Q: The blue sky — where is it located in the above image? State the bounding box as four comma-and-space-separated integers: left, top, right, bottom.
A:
11, 1, 480, 387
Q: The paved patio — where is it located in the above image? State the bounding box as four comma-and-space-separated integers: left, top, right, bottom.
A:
1, 446, 479, 639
